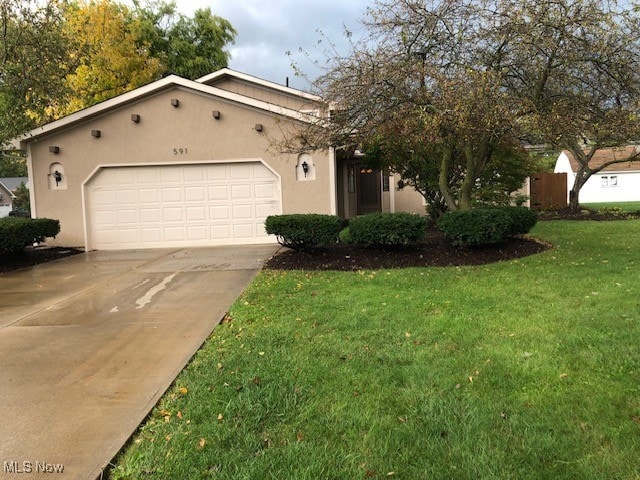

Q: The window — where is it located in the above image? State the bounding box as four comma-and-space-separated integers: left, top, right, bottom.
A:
601, 175, 619, 187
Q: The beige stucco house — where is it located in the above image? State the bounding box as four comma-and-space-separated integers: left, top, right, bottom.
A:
15, 69, 424, 250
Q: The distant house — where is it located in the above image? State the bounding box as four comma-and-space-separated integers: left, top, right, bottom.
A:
554, 147, 640, 203
0, 177, 29, 217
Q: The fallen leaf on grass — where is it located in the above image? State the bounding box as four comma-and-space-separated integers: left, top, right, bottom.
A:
178, 387, 188, 395
197, 438, 206, 450
559, 373, 569, 379
217, 413, 224, 421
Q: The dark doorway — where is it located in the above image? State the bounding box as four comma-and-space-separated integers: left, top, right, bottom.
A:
356, 164, 382, 214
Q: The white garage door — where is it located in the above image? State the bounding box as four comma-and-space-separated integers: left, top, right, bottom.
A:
86, 162, 280, 250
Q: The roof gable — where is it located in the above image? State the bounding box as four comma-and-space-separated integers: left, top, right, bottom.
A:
562, 146, 640, 173
197, 68, 322, 103
0, 177, 28, 191
14, 71, 319, 148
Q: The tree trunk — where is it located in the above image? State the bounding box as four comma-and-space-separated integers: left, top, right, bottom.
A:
438, 145, 458, 210
568, 168, 589, 210
457, 145, 477, 210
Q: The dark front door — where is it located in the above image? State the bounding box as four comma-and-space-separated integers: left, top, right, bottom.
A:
356, 164, 382, 215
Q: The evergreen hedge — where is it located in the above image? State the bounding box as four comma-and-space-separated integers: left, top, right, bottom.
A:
0, 217, 60, 253
437, 206, 537, 247
265, 214, 342, 249
347, 212, 428, 246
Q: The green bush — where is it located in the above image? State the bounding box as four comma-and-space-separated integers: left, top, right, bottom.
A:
265, 214, 342, 249
348, 212, 428, 246
437, 206, 537, 247
437, 208, 512, 247
501, 206, 537, 235
339, 227, 354, 244
0, 217, 60, 253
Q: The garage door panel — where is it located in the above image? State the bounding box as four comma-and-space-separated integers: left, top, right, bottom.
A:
160, 167, 184, 183
230, 164, 251, 179
140, 228, 162, 242
87, 162, 280, 249
209, 205, 230, 220
206, 165, 228, 180
92, 190, 115, 205
187, 226, 207, 240
184, 166, 206, 181
186, 206, 206, 221
161, 187, 182, 202
140, 208, 161, 223
92, 210, 116, 226
256, 203, 277, 217
255, 183, 276, 198
117, 209, 138, 224
231, 184, 252, 200
139, 188, 159, 203
232, 205, 253, 219
185, 186, 205, 202
208, 185, 229, 200
115, 169, 135, 184
162, 208, 183, 222
164, 227, 184, 241
118, 229, 140, 244
116, 190, 137, 204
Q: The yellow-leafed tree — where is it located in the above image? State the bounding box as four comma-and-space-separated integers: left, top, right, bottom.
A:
53, 0, 163, 117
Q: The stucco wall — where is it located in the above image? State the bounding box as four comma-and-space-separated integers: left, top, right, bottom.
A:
28, 87, 332, 247
393, 175, 426, 215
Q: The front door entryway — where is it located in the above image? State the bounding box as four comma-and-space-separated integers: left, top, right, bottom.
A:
356, 164, 382, 215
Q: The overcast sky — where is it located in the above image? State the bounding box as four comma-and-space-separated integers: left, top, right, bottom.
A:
173, 0, 372, 91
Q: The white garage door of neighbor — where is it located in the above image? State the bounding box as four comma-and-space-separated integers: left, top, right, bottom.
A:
86, 162, 280, 250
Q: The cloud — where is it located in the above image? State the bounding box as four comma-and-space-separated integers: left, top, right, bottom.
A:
174, 0, 370, 90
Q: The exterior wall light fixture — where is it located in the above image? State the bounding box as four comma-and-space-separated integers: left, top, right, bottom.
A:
131, 114, 141, 123
255, 123, 263, 132
49, 146, 60, 154
171, 98, 180, 107
212, 110, 221, 119
91, 130, 101, 138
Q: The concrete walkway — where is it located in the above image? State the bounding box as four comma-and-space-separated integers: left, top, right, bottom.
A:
0, 245, 278, 480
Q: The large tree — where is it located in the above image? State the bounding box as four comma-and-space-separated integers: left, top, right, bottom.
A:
288, 0, 640, 211
0, 0, 71, 141
132, 1, 236, 80
50, 0, 164, 117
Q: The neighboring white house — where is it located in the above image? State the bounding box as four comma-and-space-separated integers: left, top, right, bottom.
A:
0, 177, 29, 217
554, 147, 640, 203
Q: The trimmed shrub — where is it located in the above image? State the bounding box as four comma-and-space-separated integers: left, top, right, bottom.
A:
502, 206, 537, 235
348, 212, 428, 246
0, 217, 61, 253
437, 208, 513, 247
265, 214, 342, 249
339, 227, 354, 244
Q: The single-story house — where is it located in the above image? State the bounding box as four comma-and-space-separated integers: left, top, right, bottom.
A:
0, 177, 29, 217
554, 147, 640, 204
13, 69, 424, 250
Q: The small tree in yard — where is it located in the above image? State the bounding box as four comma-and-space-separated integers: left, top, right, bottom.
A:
281, 0, 640, 211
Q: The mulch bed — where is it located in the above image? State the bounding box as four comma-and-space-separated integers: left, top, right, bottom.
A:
1, 209, 637, 274
265, 210, 640, 271
265, 229, 550, 271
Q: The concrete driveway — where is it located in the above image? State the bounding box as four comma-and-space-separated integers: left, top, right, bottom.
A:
0, 245, 278, 480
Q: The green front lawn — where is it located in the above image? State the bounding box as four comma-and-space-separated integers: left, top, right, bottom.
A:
110, 221, 640, 480
582, 201, 640, 213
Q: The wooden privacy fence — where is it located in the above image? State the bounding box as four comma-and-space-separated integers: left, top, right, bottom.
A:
529, 173, 568, 211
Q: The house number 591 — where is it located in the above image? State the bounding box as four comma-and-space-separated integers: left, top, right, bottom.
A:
173, 147, 188, 155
